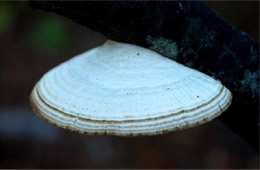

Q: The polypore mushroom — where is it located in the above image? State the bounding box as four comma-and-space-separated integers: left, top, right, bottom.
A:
30, 40, 232, 136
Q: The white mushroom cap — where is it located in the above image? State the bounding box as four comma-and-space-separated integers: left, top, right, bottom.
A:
30, 40, 232, 136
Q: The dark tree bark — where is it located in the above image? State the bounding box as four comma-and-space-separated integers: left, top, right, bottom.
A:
29, 1, 259, 152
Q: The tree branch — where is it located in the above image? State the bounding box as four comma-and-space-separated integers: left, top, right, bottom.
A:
29, 1, 259, 152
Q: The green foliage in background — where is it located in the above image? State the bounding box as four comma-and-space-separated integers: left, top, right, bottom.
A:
0, 3, 15, 34
29, 16, 70, 54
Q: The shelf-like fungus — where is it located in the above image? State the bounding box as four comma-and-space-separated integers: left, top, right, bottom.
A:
30, 40, 232, 136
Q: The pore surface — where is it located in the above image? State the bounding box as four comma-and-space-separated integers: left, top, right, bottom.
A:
35, 40, 228, 121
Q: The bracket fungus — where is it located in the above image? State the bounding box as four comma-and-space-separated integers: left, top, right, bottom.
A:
30, 40, 232, 136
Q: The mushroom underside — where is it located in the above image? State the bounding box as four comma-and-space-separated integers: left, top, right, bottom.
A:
30, 40, 232, 136
30, 82, 232, 136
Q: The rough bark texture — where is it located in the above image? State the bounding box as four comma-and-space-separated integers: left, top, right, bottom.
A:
29, 1, 259, 152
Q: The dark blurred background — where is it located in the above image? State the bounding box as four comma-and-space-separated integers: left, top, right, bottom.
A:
0, 1, 259, 168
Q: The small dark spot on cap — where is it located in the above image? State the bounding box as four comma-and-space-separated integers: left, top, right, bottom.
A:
137, 53, 139, 55
197, 96, 199, 98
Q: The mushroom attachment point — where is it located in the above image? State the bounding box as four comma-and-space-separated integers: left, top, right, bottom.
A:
30, 40, 232, 136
